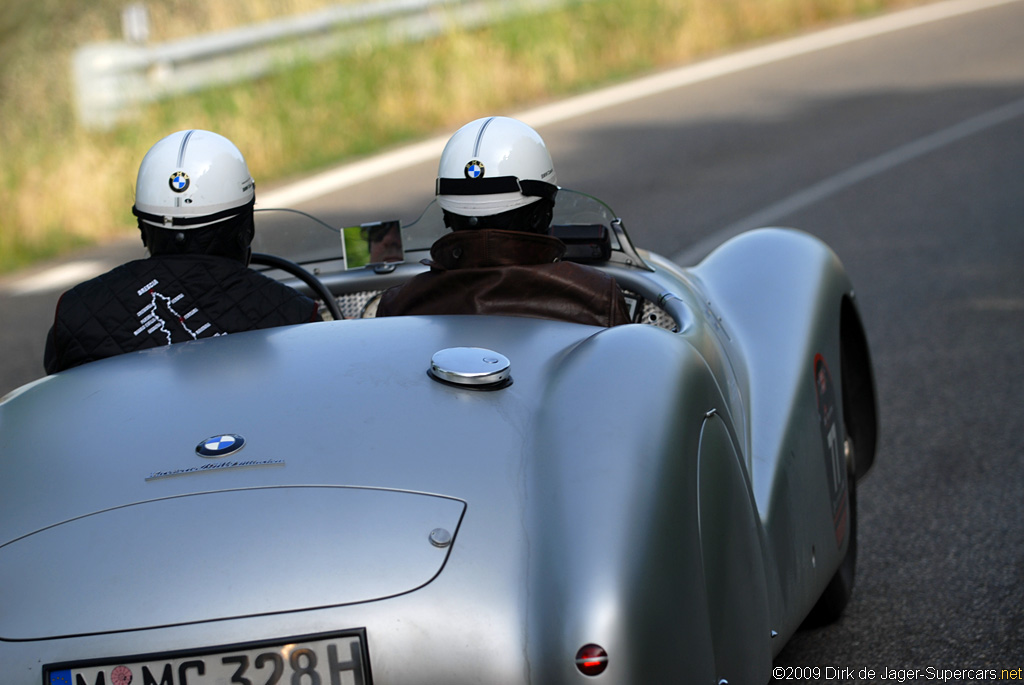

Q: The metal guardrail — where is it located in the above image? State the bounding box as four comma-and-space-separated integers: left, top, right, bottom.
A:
73, 0, 582, 129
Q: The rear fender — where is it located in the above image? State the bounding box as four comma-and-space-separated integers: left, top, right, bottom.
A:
524, 322, 769, 682
691, 227, 865, 640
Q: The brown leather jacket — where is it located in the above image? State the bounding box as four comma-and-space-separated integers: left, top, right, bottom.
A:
376, 229, 631, 327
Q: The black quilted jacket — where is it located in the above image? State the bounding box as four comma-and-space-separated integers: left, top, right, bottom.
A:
44, 254, 318, 374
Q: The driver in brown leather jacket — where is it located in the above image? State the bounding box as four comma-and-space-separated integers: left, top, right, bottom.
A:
376, 116, 631, 327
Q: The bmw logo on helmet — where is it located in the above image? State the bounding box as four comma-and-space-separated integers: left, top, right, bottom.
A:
196, 434, 245, 458
169, 171, 190, 193
464, 160, 485, 179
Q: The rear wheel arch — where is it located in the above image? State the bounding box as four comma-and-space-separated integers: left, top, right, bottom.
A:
802, 293, 878, 627
839, 295, 878, 481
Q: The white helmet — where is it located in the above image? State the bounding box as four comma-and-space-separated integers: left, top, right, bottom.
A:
436, 116, 558, 217
133, 130, 255, 229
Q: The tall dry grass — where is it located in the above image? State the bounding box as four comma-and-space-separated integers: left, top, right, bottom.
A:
1, 0, 931, 272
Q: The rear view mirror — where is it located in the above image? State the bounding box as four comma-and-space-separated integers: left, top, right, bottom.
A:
343, 220, 404, 270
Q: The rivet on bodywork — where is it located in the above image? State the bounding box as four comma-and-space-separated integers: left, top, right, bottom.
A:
429, 528, 453, 548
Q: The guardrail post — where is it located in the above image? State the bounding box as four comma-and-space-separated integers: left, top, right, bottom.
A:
122, 3, 151, 44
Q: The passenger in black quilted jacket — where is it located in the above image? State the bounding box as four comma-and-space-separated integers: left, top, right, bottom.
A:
44, 130, 318, 374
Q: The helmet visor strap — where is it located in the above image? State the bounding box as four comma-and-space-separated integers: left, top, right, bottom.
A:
436, 176, 557, 201
132, 197, 256, 228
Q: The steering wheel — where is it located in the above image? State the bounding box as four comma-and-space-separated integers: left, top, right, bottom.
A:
250, 252, 345, 321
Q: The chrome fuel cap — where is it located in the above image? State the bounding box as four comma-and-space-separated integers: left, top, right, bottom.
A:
429, 347, 511, 387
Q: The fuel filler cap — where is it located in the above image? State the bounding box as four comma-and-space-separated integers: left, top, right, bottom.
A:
429, 347, 511, 388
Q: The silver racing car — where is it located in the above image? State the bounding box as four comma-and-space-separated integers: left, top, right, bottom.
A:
0, 189, 877, 684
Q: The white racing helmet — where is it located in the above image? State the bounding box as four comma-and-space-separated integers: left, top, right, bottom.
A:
436, 116, 558, 217
133, 130, 255, 229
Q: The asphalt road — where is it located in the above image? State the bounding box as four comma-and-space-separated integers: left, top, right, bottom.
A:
2, 0, 1022, 681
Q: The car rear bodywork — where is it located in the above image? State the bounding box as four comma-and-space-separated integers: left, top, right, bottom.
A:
1, 221, 876, 684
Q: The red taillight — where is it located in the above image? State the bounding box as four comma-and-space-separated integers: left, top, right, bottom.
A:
575, 644, 608, 676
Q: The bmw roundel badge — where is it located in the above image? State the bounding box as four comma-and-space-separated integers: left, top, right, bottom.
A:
169, 171, 190, 193
464, 160, 485, 179
196, 434, 245, 458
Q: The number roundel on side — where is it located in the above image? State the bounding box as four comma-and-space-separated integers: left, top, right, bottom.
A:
814, 353, 848, 548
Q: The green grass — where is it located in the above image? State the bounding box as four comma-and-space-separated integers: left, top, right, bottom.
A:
0, 0, 933, 273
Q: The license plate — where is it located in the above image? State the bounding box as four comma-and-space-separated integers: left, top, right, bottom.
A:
45, 630, 369, 685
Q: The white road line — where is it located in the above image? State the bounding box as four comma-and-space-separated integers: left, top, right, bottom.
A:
673, 95, 1024, 264
5, 261, 108, 296
8, 0, 1020, 295
258, 136, 451, 208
